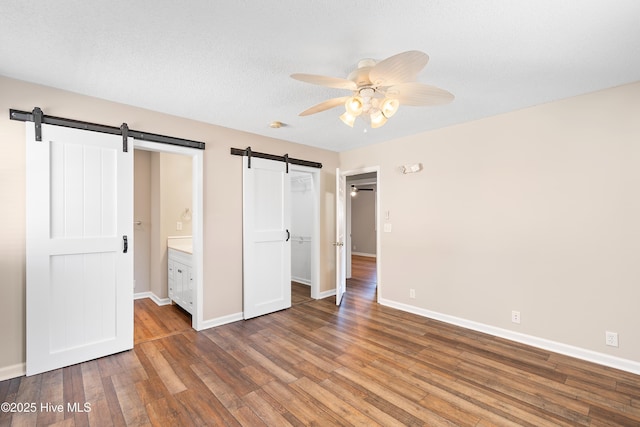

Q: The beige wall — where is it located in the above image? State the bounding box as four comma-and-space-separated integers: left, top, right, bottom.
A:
134, 150, 152, 293
351, 187, 376, 255
340, 82, 640, 364
162, 152, 193, 239
0, 75, 338, 372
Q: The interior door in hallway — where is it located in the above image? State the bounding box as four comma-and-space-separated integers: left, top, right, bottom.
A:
26, 123, 133, 375
335, 168, 346, 305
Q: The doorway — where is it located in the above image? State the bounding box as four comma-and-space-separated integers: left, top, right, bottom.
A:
133, 140, 204, 331
346, 172, 377, 280
133, 149, 195, 338
290, 170, 315, 305
290, 165, 321, 303
337, 167, 380, 305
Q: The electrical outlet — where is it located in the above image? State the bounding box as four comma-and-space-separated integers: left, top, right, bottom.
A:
511, 310, 521, 324
409, 289, 416, 299
606, 331, 619, 347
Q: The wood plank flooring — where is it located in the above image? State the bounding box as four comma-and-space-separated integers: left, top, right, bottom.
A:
134, 298, 192, 345
2, 256, 639, 426
291, 281, 312, 306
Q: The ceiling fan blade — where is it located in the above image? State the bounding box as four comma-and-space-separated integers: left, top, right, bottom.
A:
369, 51, 429, 87
299, 96, 350, 116
291, 73, 357, 90
385, 82, 454, 106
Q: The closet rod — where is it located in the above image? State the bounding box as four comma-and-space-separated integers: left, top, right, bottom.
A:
10, 108, 206, 150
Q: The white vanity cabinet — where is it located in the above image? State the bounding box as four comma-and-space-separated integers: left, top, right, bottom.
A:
167, 237, 193, 314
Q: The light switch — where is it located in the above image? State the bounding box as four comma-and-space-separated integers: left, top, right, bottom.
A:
177, 221, 183, 231
384, 223, 392, 233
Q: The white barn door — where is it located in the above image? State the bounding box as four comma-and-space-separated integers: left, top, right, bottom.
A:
26, 123, 133, 376
243, 157, 291, 319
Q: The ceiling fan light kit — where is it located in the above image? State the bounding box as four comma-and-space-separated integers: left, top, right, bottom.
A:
339, 111, 357, 127
345, 97, 364, 115
350, 184, 375, 197
291, 50, 454, 129
381, 98, 399, 118
341, 88, 397, 128
370, 110, 387, 128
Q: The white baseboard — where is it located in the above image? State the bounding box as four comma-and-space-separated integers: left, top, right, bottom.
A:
352, 252, 376, 258
318, 289, 337, 299
134, 291, 152, 300
292, 278, 311, 286
0, 363, 25, 381
379, 298, 640, 376
134, 291, 171, 306
135, 293, 241, 330
196, 312, 244, 331
136, 293, 244, 332
150, 294, 171, 306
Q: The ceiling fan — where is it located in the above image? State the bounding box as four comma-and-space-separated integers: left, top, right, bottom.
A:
291, 50, 454, 128
350, 185, 374, 197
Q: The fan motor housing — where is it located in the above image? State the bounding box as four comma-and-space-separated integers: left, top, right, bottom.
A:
348, 59, 377, 87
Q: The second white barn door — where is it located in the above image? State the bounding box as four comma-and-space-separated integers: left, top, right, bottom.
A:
242, 156, 292, 319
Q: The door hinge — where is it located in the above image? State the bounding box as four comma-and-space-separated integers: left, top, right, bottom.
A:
123, 235, 128, 253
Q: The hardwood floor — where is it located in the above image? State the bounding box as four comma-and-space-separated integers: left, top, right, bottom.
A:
2, 256, 639, 426
134, 298, 192, 345
291, 281, 313, 306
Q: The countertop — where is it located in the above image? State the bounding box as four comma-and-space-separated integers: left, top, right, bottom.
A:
167, 236, 192, 254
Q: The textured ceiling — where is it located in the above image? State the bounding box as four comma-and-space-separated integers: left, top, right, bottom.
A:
2, 1, 639, 152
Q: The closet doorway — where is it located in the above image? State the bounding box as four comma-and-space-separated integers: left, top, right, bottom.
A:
290, 167, 321, 305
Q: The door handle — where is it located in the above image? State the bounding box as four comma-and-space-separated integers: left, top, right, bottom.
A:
123, 235, 128, 253
286, 229, 290, 242
332, 242, 344, 247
